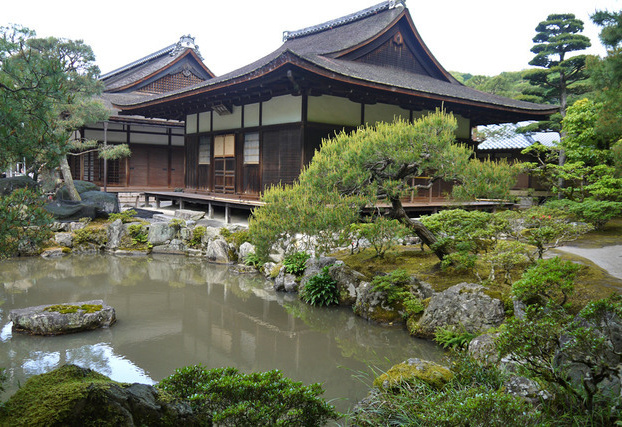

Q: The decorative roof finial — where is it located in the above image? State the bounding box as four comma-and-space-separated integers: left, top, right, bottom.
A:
171, 35, 203, 59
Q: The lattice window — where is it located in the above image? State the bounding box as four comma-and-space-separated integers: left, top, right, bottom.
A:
199, 135, 211, 165
137, 71, 204, 94
244, 133, 259, 164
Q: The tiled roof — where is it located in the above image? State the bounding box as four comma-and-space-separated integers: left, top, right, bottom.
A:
100, 36, 209, 92
478, 130, 559, 150
283, 0, 404, 41
113, 1, 557, 120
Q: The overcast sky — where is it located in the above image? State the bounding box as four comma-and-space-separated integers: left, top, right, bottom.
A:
3, 0, 621, 77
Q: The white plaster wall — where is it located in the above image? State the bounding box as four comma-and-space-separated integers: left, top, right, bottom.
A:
308, 95, 360, 126
262, 95, 302, 126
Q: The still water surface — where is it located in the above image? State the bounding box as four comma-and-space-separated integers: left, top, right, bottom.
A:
0, 254, 443, 412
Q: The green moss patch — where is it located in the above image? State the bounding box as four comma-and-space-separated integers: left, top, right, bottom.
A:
0, 365, 118, 426
44, 304, 103, 314
374, 360, 453, 390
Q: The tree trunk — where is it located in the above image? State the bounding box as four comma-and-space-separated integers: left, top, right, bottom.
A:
59, 155, 81, 201
389, 197, 449, 261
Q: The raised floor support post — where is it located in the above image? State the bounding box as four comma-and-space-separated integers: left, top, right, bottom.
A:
208, 202, 213, 219
225, 204, 230, 224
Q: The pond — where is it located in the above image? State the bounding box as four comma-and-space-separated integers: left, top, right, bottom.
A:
0, 254, 443, 413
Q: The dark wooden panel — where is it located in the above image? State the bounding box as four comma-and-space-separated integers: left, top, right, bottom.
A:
262, 128, 302, 190
129, 146, 149, 187
148, 147, 168, 187
185, 136, 198, 189
170, 147, 185, 188
243, 165, 260, 194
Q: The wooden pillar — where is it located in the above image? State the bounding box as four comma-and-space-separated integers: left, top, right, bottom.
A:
225, 204, 230, 224
179, 198, 184, 210
208, 202, 213, 219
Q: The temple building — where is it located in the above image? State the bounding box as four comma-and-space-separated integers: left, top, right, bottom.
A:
111, 1, 556, 209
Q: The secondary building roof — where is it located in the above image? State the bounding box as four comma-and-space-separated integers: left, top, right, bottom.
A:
113, 1, 557, 125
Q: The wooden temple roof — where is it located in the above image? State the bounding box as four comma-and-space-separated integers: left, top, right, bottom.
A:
101, 35, 215, 93
114, 1, 558, 125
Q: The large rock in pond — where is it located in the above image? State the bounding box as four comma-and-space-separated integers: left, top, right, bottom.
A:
414, 282, 505, 337
10, 300, 116, 335
0, 364, 198, 426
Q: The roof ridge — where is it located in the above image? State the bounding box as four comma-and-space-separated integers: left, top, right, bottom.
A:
100, 35, 203, 81
100, 43, 176, 80
282, 0, 405, 41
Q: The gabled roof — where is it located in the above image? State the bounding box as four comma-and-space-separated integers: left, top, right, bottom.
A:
101, 35, 215, 93
114, 1, 558, 125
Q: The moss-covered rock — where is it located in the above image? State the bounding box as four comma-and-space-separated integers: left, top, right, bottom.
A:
373, 358, 453, 390
0, 365, 197, 426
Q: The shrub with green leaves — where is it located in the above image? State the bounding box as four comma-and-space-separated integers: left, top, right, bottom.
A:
189, 226, 206, 247
497, 297, 622, 420
300, 266, 339, 307
127, 223, 148, 245
512, 256, 579, 308
157, 365, 340, 426
244, 252, 262, 268
545, 198, 622, 230
482, 239, 532, 284
371, 269, 424, 317
0, 188, 53, 258
73, 227, 107, 247
349, 217, 408, 258
421, 209, 506, 271
283, 251, 310, 276
509, 206, 593, 259
108, 209, 138, 223
350, 353, 537, 426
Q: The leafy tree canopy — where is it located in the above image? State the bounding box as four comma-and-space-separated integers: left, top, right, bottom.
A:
250, 112, 519, 262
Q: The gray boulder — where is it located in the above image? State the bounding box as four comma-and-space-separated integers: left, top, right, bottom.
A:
415, 282, 505, 337
467, 332, 500, 365
148, 222, 176, 245
40, 248, 67, 258
238, 242, 256, 263
175, 209, 205, 221
54, 232, 73, 248
504, 375, 551, 406
152, 239, 187, 255
353, 281, 402, 324
300, 256, 337, 288
106, 219, 126, 249
274, 267, 298, 292
10, 300, 116, 335
327, 261, 366, 306
200, 226, 222, 245
206, 238, 232, 263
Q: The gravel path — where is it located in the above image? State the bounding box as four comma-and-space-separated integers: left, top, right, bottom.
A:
556, 245, 622, 280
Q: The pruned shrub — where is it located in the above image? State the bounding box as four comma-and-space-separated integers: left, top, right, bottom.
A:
157, 365, 340, 426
